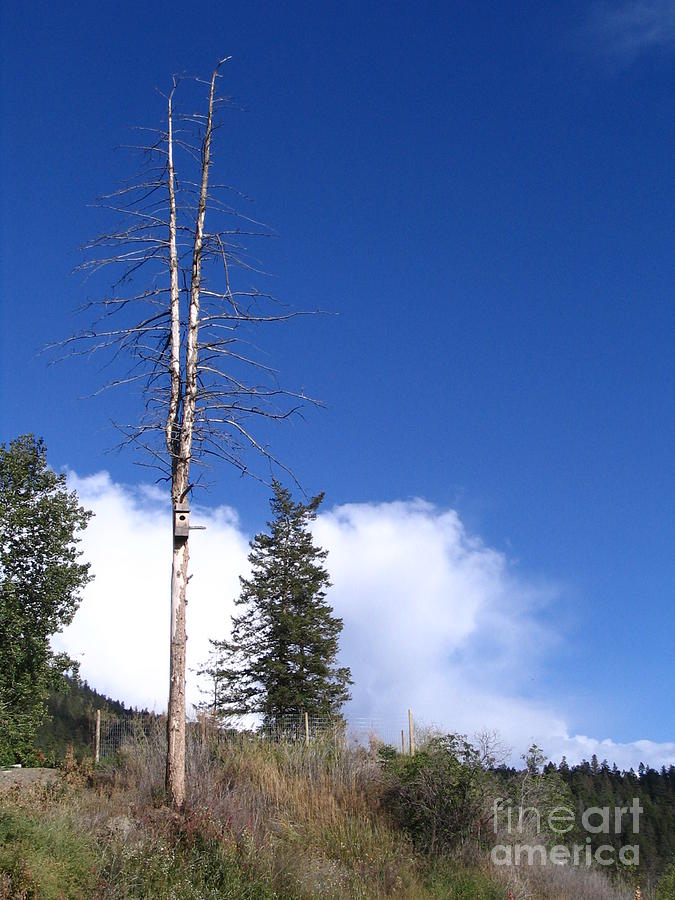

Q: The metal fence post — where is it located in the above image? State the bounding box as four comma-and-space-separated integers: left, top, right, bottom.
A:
94, 709, 101, 764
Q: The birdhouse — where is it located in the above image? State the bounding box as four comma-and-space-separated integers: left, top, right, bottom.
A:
174, 502, 190, 538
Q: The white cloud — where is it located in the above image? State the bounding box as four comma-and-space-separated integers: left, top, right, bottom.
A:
56, 471, 249, 713
588, 1, 675, 63
548, 734, 675, 772
54, 472, 675, 771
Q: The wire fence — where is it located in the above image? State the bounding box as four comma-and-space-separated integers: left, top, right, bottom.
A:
96, 712, 163, 762
94, 710, 413, 762
262, 714, 408, 751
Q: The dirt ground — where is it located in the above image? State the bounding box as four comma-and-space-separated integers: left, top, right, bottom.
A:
0, 767, 61, 794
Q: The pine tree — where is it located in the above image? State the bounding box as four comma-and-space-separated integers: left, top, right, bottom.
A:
205, 483, 351, 725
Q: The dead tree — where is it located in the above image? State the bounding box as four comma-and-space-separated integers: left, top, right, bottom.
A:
61, 60, 317, 808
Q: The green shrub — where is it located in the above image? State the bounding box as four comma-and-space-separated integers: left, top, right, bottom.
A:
656, 858, 675, 900
380, 734, 491, 855
424, 860, 502, 899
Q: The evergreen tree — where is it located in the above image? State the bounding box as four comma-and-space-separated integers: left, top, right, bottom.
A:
205, 483, 351, 724
557, 758, 675, 880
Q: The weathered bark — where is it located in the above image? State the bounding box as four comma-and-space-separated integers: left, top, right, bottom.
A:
165, 79, 181, 467
165, 63, 220, 810
166, 534, 188, 807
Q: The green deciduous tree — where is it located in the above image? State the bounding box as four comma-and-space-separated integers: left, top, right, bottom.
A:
203, 483, 351, 725
0, 435, 93, 764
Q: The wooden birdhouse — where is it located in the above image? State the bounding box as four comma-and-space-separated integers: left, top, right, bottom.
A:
174, 502, 190, 538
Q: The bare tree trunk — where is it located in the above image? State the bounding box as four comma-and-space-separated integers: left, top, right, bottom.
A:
164, 75, 188, 811
165, 62, 221, 811
165, 79, 181, 463
167, 533, 188, 807
65, 57, 316, 809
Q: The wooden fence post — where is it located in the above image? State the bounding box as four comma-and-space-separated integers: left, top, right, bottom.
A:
94, 709, 101, 764
408, 708, 415, 756
304, 711, 310, 746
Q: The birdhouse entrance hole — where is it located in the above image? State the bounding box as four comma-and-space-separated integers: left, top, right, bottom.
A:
174, 502, 190, 538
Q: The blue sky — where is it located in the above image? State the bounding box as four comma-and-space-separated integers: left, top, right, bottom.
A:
1, 1, 673, 762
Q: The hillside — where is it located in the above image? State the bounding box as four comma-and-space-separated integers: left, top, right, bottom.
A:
9, 700, 673, 898
34, 676, 152, 764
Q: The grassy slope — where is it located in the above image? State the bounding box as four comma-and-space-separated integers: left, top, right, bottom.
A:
0, 737, 500, 899
2, 733, 656, 899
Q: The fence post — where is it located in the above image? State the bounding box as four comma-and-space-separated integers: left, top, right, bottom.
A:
304, 711, 310, 746
94, 709, 101, 764
408, 708, 415, 756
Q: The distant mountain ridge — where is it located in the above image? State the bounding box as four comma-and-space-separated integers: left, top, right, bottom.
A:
35, 675, 153, 763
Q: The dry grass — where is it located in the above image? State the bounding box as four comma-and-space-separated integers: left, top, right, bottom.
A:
109, 725, 423, 897
494, 861, 640, 900
1, 729, 650, 898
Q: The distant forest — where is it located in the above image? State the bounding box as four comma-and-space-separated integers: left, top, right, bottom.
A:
35, 676, 155, 764
557, 758, 674, 883
496, 756, 675, 883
